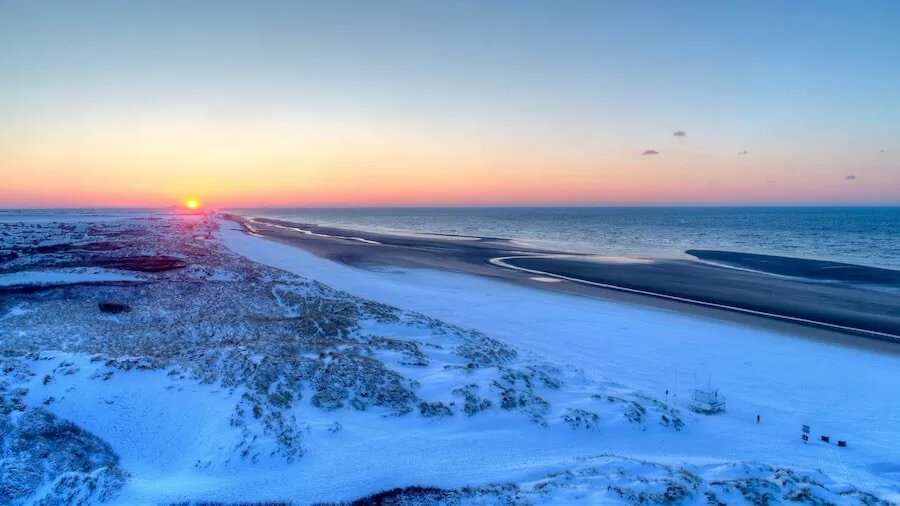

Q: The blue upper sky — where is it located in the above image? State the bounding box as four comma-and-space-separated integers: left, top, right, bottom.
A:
1, 0, 898, 206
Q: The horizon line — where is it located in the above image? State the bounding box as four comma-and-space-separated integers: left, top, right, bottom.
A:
2, 203, 900, 211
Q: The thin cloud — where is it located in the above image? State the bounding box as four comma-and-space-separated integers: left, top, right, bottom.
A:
881, 149, 893, 154
641, 150, 660, 156
844, 175, 857, 181
673, 130, 687, 137
737, 151, 749, 156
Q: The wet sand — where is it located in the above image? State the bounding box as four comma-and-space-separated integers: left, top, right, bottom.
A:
226, 215, 900, 350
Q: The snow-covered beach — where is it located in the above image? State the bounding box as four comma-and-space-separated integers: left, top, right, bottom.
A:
1, 211, 898, 505
234, 216, 900, 341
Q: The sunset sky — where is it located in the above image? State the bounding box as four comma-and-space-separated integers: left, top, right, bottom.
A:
1, 0, 898, 208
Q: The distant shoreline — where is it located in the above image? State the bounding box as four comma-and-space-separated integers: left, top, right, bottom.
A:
224, 214, 900, 346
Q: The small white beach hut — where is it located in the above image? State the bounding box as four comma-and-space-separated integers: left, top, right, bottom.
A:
691, 388, 726, 413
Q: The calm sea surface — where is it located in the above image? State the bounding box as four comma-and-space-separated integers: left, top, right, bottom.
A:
237, 207, 900, 271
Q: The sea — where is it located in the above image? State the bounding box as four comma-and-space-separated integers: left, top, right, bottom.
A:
233, 207, 900, 272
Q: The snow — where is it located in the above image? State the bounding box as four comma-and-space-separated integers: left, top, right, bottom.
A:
220, 219, 900, 502
1, 213, 897, 505
5, 305, 28, 316
0, 210, 158, 224
0, 269, 144, 287
529, 276, 563, 283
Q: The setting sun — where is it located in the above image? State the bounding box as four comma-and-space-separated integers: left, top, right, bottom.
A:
186, 199, 199, 209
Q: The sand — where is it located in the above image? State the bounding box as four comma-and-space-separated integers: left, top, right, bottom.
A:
227, 214, 900, 351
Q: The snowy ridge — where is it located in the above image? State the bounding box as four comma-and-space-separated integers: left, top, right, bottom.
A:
0, 269, 145, 287
0, 213, 897, 505
306, 456, 892, 505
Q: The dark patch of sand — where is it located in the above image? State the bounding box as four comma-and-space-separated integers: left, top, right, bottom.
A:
87, 255, 187, 272
687, 249, 900, 284
505, 256, 900, 338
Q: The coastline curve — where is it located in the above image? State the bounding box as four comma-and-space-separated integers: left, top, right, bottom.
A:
490, 255, 900, 343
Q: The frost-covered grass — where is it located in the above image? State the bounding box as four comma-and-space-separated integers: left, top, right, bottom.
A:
323, 456, 894, 505
166, 456, 896, 505
0, 212, 897, 504
221, 218, 900, 505
1, 357, 126, 505
0, 214, 714, 505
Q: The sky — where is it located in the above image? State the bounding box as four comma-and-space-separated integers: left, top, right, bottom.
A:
1, 0, 898, 208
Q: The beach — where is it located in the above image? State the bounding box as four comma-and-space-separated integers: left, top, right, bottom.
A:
2, 211, 899, 504
220, 216, 900, 502
229, 215, 900, 346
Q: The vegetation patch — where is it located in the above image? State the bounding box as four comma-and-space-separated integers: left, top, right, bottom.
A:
1, 360, 125, 505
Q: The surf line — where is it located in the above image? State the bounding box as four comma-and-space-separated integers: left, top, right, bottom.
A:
255, 219, 382, 245
489, 255, 900, 343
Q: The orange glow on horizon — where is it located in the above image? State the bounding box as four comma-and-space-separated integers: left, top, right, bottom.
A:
1, 119, 897, 208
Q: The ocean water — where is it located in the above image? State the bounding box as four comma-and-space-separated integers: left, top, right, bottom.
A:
234, 207, 900, 271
